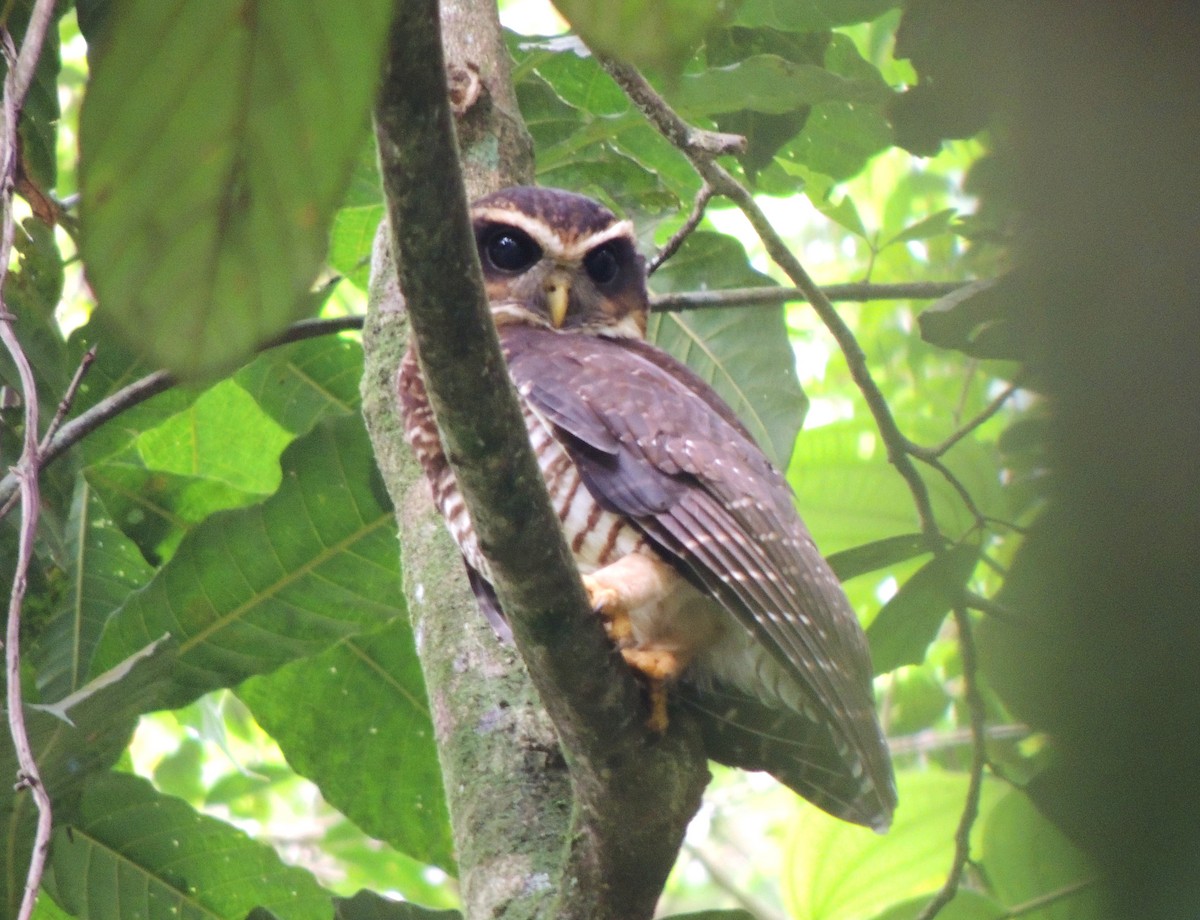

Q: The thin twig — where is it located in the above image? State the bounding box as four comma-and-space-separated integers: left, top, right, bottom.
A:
650, 280, 969, 310
914, 608, 989, 920
0, 4, 65, 918
910, 382, 1020, 461
1001, 877, 1100, 918
888, 723, 1029, 757
648, 182, 713, 275
41, 345, 96, 450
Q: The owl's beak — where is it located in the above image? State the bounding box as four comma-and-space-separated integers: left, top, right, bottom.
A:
544, 272, 571, 328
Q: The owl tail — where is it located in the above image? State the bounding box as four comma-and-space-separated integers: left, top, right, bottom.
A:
679, 682, 897, 833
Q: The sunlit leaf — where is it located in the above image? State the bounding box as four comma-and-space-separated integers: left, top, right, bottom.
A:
880, 208, 957, 250
90, 416, 403, 710
783, 770, 1005, 920
233, 335, 364, 436
788, 421, 920, 554
136, 381, 293, 495
44, 772, 330, 920
79, 0, 391, 376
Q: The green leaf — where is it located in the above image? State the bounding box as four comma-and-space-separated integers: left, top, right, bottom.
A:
650, 231, 807, 468
779, 35, 892, 181
233, 335, 364, 436
827, 533, 932, 581
136, 381, 293, 495
880, 207, 957, 250
78, 0, 391, 377
982, 790, 1106, 920
90, 416, 404, 710
788, 421, 920, 555
783, 769, 1005, 920
44, 772, 331, 920
551, 0, 729, 75
239, 620, 453, 871
918, 277, 1024, 360
334, 890, 461, 919
673, 54, 889, 118
866, 542, 980, 674
33, 481, 156, 702
330, 205, 385, 291
734, 0, 900, 31
3, 637, 178, 918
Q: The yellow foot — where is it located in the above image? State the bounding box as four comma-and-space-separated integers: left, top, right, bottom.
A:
581, 573, 633, 646
620, 647, 681, 733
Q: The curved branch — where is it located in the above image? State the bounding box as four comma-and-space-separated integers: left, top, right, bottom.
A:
1, 4, 69, 918
372, 4, 706, 918
650, 280, 969, 310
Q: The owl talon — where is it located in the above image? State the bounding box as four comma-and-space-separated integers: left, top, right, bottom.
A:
620, 647, 680, 732
581, 573, 633, 646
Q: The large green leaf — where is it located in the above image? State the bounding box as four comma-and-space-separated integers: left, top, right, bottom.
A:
2, 638, 177, 919
233, 335, 364, 436
780, 35, 893, 181
33, 481, 156, 702
788, 420, 920, 554
981, 790, 1107, 920
672, 54, 889, 117
783, 770, 1005, 920
650, 230, 807, 468
90, 416, 403, 710
78, 0, 391, 377
44, 772, 330, 920
238, 620, 452, 871
550, 0, 730, 75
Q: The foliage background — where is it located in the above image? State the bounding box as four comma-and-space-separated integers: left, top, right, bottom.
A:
2, 0, 1195, 919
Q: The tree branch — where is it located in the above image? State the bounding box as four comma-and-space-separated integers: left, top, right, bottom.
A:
650, 280, 969, 310
367, 2, 706, 917
0, 4, 67, 918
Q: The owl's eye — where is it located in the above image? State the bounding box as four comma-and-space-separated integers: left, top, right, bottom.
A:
584, 244, 620, 285
483, 227, 541, 273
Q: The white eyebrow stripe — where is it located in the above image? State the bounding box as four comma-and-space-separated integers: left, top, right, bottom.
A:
471, 208, 635, 262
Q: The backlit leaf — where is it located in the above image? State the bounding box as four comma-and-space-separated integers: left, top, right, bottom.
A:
79, 0, 391, 376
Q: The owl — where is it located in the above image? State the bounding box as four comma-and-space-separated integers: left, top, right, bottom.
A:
398, 186, 896, 831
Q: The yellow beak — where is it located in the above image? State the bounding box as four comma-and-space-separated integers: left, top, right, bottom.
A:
544, 272, 571, 328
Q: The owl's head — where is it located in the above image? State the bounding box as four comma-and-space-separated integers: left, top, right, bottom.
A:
471, 187, 648, 338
